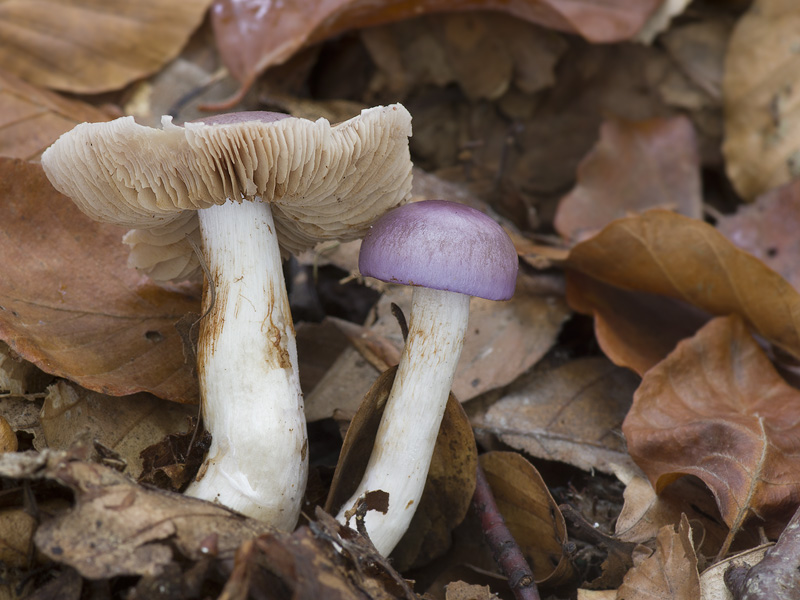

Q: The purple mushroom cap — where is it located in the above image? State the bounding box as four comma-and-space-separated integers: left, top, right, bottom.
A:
359, 200, 519, 301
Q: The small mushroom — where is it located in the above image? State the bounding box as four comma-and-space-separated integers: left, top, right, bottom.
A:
336, 199, 518, 555
42, 106, 413, 529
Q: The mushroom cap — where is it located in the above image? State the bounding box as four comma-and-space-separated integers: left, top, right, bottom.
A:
358, 200, 519, 301
41, 105, 413, 282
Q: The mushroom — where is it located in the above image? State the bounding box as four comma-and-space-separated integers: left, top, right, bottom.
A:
335, 199, 518, 555
41, 106, 413, 529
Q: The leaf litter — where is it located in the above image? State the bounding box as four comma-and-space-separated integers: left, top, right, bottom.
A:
2, 0, 800, 598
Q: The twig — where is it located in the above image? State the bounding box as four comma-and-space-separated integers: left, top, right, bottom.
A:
472, 462, 541, 600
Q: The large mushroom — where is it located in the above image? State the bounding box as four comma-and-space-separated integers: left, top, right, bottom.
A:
335, 200, 518, 555
42, 106, 413, 529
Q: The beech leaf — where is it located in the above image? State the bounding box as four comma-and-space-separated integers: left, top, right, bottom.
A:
555, 116, 702, 243
210, 0, 663, 107
623, 315, 800, 534
0, 158, 200, 402
0, 69, 112, 160
616, 514, 701, 600
0, 0, 213, 94
722, 0, 800, 200
565, 209, 800, 361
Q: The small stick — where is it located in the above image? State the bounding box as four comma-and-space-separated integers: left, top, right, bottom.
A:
472, 462, 541, 600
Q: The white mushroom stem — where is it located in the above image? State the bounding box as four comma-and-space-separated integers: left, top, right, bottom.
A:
336, 286, 470, 555
186, 198, 308, 529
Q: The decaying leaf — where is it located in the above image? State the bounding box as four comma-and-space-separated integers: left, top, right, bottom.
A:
723, 0, 800, 200
566, 271, 710, 375
614, 469, 756, 560
717, 179, 800, 292
473, 357, 639, 474
0, 0, 213, 94
616, 514, 701, 600
0, 69, 112, 161
40, 381, 196, 478
220, 509, 419, 600
723, 503, 800, 600
565, 210, 800, 361
480, 452, 573, 586
0, 340, 50, 395
0, 447, 273, 580
0, 415, 16, 453
325, 367, 477, 570
623, 315, 800, 538
210, 0, 663, 107
361, 12, 567, 101
0, 158, 200, 402
699, 544, 771, 600
555, 116, 702, 243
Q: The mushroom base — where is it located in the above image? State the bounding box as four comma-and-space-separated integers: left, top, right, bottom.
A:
187, 198, 307, 529
335, 286, 470, 555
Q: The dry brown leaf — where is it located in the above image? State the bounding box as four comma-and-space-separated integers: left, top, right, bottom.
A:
0, 69, 112, 160
0, 396, 44, 450
660, 18, 732, 103
566, 271, 710, 375
211, 0, 662, 108
614, 470, 758, 561
0, 507, 36, 567
40, 381, 195, 478
699, 544, 771, 600
0, 341, 49, 395
361, 13, 567, 101
0, 415, 16, 453
722, 0, 800, 200
325, 367, 477, 571
565, 210, 800, 361
616, 514, 701, 600
717, 179, 800, 292
221, 510, 418, 600
0, 0, 212, 94
623, 315, 800, 536
0, 447, 273, 580
555, 117, 703, 243
480, 451, 573, 586
445, 581, 495, 600
0, 158, 200, 402
472, 357, 639, 475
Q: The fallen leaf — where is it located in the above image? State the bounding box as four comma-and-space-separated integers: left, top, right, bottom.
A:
722, 0, 800, 200
660, 18, 732, 102
445, 581, 494, 600
0, 396, 45, 450
724, 503, 800, 599
614, 471, 755, 560
210, 0, 663, 108
623, 315, 800, 536
699, 544, 771, 600
40, 381, 195, 478
0, 415, 15, 453
325, 367, 477, 571
0, 158, 200, 402
361, 12, 567, 101
0, 69, 113, 160
137, 419, 210, 492
616, 514, 701, 600
566, 271, 710, 375
0, 0, 213, 94
0, 447, 273, 579
480, 451, 573, 586
555, 116, 703, 243
221, 509, 418, 600
0, 341, 50, 395
717, 179, 800, 292
565, 210, 800, 361
473, 357, 639, 475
